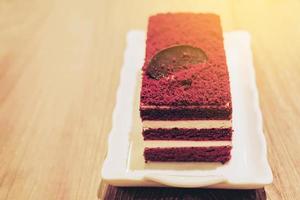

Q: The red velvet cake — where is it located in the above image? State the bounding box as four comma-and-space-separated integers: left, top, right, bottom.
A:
140, 13, 233, 164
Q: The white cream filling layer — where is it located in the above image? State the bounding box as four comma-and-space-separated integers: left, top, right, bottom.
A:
144, 141, 232, 148
143, 120, 231, 129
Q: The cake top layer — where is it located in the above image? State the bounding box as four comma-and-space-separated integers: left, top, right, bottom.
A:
141, 13, 231, 107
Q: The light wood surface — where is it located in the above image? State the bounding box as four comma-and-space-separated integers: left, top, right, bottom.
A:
0, 0, 299, 199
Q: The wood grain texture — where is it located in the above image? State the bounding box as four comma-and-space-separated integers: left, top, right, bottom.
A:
103, 187, 267, 200
0, 0, 299, 199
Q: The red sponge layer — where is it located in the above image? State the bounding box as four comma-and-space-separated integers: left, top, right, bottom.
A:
143, 128, 232, 141
140, 13, 232, 120
144, 146, 232, 164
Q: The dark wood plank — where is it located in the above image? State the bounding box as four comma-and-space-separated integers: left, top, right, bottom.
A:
102, 185, 266, 200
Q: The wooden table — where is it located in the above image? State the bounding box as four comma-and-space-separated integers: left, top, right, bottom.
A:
0, 0, 299, 199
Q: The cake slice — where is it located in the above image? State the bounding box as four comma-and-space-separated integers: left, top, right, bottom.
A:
140, 13, 233, 163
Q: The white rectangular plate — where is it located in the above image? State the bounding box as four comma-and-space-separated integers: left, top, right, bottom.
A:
101, 30, 273, 189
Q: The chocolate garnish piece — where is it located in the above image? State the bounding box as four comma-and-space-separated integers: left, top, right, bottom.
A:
147, 45, 207, 79
180, 79, 192, 87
